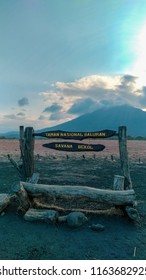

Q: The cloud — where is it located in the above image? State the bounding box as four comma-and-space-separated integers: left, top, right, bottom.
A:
18, 97, 29, 106
54, 75, 119, 91
53, 74, 145, 109
4, 114, 17, 120
37, 73, 146, 129
4, 112, 26, 120
38, 115, 47, 121
67, 98, 99, 115
49, 112, 65, 121
17, 112, 25, 117
43, 103, 62, 113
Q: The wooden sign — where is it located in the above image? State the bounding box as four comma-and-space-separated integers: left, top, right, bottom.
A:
43, 142, 105, 152
34, 129, 116, 140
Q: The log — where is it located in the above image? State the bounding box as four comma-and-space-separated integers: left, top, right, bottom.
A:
19, 126, 35, 180
24, 208, 59, 223
7, 154, 23, 178
13, 183, 31, 213
0, 194, 11, 213
113, 175, 124, 190
21, 182, 136, 206
118, 126, 132, 189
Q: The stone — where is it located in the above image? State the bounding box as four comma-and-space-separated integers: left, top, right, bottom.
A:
66, 211, 88, 228
0, 194, 10, 213
89, 223, 105, 232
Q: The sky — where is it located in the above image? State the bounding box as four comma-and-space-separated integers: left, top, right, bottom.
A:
1, 0, 146, 132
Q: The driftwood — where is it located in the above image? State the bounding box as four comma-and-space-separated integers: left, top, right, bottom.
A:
24, 208, 59, 223
0, 194, 10, 213
21, 182, 136, 206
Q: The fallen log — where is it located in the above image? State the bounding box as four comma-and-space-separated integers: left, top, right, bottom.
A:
24, 208, 59, 223
21, 182, 136, 206
0, 194, 11, 213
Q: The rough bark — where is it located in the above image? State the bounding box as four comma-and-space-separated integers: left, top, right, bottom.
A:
118, 126, 132, 189
19, 126, 35, 180
21, 182, 136, 206
13, 182, 31, 213
24, 208, 59, 223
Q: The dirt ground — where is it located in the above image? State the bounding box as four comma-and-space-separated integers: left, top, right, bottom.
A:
0, 140, 146, 260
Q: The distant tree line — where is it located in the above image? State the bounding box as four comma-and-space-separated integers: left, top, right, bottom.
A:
0, 136, 17, 139
127, 135, 146, 140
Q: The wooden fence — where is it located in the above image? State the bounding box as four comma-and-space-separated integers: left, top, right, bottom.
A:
3, 125, 138, 221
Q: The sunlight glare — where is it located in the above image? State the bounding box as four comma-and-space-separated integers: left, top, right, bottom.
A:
132, 22, 146, 86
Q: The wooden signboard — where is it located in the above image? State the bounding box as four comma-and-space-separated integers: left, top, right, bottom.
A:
43, 142, 105, 152
34, 129, 116, 140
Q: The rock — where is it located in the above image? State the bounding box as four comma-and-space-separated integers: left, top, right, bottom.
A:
0, 194, 10, 213
125, 206, 139, 220
0, 211, 5, 217
89, 223, 105, 232
66, 211, 88, 228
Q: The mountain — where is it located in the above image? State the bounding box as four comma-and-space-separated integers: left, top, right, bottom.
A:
0, 131, 19, 139
1, 105, 146, 138
37, 105, 146, 137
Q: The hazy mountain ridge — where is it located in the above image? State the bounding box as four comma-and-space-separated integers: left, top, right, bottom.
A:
37, 105, 146, 137
1, 105, 146, 138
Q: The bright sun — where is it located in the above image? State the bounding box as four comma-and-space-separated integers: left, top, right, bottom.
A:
132, 22, 146, 87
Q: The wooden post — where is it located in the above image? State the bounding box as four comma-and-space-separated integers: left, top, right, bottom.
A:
113, 175, 124, 190
13, 182, 31, 213
19, 126, 35, 180
118, 126, 132, 190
